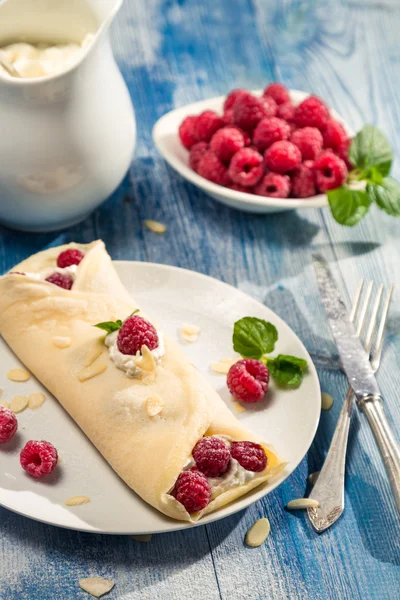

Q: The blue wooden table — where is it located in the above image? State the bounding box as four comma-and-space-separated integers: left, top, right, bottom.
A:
1, 1, 400, 598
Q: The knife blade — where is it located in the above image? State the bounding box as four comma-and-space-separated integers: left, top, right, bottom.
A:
312, 254, 381, 402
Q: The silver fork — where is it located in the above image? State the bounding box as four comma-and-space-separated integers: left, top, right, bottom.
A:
307, 280, 394, 533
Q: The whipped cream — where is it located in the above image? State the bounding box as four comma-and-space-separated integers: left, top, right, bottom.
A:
22, 265, 78, 281
105, 330, 165, 378
0, 35, 93, 79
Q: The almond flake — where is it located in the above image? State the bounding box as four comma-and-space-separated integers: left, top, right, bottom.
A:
245, 518, 271, 547
10, 395, 29, 413
65, 495, 91, 506
233, 401, 246, 413
28, 392, 46, 410
286, 498, 319, 510
211, 358, 237, 374
321, 392, 333, 411
52, 336, 71, 349
146, 395, 164, 417
144, 219, 167, 234
135, 345, 156, 373
85, 345, 104, 367
0, 400, 9, 409
308, 471, 320, 486
132, 534, 152, 542
79, 577, 115, 598
7, 369, 31, 382
78, 361, 107, 382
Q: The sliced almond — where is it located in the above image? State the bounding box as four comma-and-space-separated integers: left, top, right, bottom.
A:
7, 369, 31, 382
52, 336, 71, 349
28, 392, 46, 410
132, 534, 152, 542
144, 219, 167, 234
78, 361, 107, 382
321, 392, 334, 411
308, 471, 320, 486
146, 395, 164, 417
0, 400, 9, 409
84, 345, 104, 367
135, 345, 156, 373
286, 498, 319, 510
233, 401, 246, 414
181, 323, 200, 343
245, 518, 271, 547
10, 395, 29, 413
79, 577, 115, 598
65, 495, 91, 507
211, 357, 237, 374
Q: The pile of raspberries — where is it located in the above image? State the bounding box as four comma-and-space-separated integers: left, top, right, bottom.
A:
178, 83, 351, 199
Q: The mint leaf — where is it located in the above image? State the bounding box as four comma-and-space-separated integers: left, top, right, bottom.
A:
267, 355, 308, 388
233, 317, 278, 359
94, 319, 123, 334
327, 186, 371, 226
349, 125, 392, 177
358, 165, 384, 185
367, 178, 400, 217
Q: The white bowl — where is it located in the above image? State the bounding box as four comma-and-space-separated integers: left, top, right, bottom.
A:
153, 89, 353, 214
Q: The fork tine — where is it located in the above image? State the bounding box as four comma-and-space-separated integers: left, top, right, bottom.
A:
350, 280, 364, 322
355, 280, 374, 338
371, 285, 394, 370
364, 284, 384, 355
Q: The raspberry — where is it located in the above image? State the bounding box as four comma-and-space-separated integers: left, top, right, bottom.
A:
291, 161, 317, 198
277, 102, 295, 122
57, 248, 84, 268
192, 436, 230, 477
233, 92, 277, 132
223, 89, 247, 111
254, 173, 290, 198
117, 315, 159, 356
222, 109, 235, 125
314, 151, 348, 192
179, 116, 198, 149
210, 127, 245, 164
0, 407, 18, 443
45, 272, 73, 290
172, 470, 211, 512
227, 359, 269, 403
323, 120, 349, 153
231, 441, 267, 472
228, 148, 264, 187
264, 141, 301, 173
253, 117, 291, 152
193, 111, 224, 143
337, 139, 353, 170
198, 150, 231, 186
263, 82, 290, 105
189, 142, 208, 172
293, 95, 330, 130
20, 440, 58, 478
290, 127, 323, 161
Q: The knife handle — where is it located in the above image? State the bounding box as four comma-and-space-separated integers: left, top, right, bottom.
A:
357, 394, 400, 513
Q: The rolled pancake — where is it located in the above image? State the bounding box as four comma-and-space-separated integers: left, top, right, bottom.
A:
0, 241, 284, 521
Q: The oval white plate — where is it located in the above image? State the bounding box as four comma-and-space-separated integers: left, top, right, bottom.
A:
153, 89, 353, 214
0, 262, 320, 534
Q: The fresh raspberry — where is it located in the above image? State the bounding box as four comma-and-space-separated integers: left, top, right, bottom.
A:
264, 141, 301, 173
254, 173, 290, 198
337, 139, 353, 170
233, 92, 277, 132
314, 151, 348, 192
229, 183, 252, 193
231, 441, 267, 472
0, 407, 18, 443
45, 272, 73, 290
224, 89, 247, 111
193, 111, 224, 143
227, 359, 269, 403
222, 109, 235, 125
57, 248, 84, 268
210, 127, 245, 164
291, 160, 317, 198
293, 96, 330, 130
189, 142, 208, 172
192, 436, 230, 477
253, 117, 291, 152
228, 148, 264, 187
198, 150, 231, 186
172, 470, 211, 512
179, 116, 198, 149
20, 440, 58, 478
290, 127, 323, 161
263, 82, 290, 105
277, 101, 295, 122
117, 315, 159, 355
323, 120, 349, 153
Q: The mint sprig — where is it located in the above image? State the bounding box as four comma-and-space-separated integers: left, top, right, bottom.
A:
94, 320, 123, 334
233, 317, 307, 388
327, 125, 400, 226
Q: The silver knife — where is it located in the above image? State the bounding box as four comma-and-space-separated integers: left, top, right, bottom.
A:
312, 254, 400, 513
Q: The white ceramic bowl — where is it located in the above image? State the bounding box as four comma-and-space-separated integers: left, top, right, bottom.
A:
153, 89, 353, 214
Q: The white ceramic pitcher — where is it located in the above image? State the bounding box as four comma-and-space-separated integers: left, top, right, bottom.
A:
0, 0, 136, 232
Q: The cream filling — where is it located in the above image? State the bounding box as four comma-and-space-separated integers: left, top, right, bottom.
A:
21, 265, 78, 282
105, 330, 165, 378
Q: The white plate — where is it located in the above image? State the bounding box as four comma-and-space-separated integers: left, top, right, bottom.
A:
0, 262, 321, 534
153, 89, 353, 214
